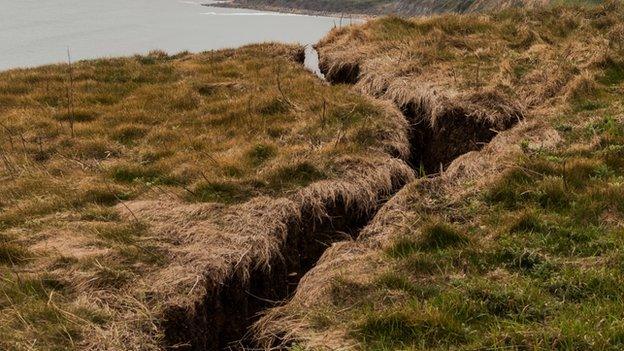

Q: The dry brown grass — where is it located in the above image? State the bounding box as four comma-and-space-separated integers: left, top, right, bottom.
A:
0, 43, 413, 350
316, 4, 620, 114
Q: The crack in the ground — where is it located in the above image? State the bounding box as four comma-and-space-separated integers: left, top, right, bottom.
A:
163, 189, 405, 351
161, 49, 521, 351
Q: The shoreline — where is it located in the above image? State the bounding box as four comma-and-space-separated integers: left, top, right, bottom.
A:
201, 1, 374, 20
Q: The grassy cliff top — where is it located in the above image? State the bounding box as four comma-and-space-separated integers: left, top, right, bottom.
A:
0, 43, 409, 349
3, 2, 624, 350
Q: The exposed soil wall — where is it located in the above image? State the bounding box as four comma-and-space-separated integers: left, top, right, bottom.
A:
318, 57, 522, 175
319, 60, 360, 85
401, 102, 518, 174
161, 180, 407, 350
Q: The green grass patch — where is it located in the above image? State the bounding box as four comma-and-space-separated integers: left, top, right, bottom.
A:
546, 267, 624, 301
386, 222, 468, 258
386, 237, 420, 259
573, 98, 606, 111
598, 62, 624, 86
357, 305, 467, 349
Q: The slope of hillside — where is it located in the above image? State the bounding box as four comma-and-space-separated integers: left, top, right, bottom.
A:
256, 2, 624, 350
212, 0, 551, 17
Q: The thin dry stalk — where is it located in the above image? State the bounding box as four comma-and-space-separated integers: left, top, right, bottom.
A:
66, 48, 75, 138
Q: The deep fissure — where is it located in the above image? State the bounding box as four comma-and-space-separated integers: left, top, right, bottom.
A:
161, 50, 520, 350
401, 101, 507, 174
162, 192, 404, 350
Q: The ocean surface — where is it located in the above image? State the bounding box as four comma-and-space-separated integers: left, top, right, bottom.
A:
0, 0, 343, 70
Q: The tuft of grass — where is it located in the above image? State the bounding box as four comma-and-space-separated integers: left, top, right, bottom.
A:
73, 138, 119, 159
80, 205, 121, 221
76, 184, 127, 206
246, 143, 277, 166
546, 267, 624, 301
589, 115, 622, 137
573, 99, 606, 111
0, 242, 30, 265
598, 61, 624, 86
485, 167, 534, 208
386, 237, 420, 259
90, 264, 135, 289
562, 157, 607, 188
497, 246, 549, 274
112, 124, 148, 145
509, 210, 544, 233
386, 221, 468, 260
419, 222, 469, 250
375, 272, 417, 294
463, 279, 549, 322
401, 252, 441, 275
0, 273, 94, 350
267, 161, 326, 190
257, 97, 290, 115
